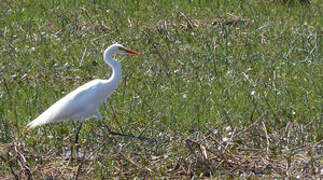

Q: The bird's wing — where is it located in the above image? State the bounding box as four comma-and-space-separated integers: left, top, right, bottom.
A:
26, 80, 105, 129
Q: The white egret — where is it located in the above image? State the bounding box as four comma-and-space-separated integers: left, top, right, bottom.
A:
26, 43, 140, 144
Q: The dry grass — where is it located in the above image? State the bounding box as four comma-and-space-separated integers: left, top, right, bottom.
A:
1, 121, 321, 179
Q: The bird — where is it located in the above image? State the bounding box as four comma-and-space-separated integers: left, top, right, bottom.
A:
26, 43, 140, 145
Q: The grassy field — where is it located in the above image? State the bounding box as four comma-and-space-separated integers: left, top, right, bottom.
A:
0, 0, 322, 179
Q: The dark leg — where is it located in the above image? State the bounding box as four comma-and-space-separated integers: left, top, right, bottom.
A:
70, 119, 85, 161
100, 120, 153, 141
96, 109, 153, 141
75, 120, 85, 159
75, 120, 84, 144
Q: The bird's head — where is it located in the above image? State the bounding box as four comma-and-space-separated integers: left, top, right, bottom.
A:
104, 43, 140, 58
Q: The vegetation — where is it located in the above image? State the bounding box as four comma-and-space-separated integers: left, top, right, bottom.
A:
0, 0, 322, 179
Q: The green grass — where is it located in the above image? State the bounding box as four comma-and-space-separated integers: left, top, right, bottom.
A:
0, 0, 322, 179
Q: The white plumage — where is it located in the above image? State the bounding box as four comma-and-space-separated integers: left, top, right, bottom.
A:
26, 44, 139, 131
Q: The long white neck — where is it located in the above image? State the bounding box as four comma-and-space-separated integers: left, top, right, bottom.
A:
103, 54, 122, 91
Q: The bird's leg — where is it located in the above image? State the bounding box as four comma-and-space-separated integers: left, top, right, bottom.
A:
96, 109, 153, 142
96, 109, 121, 135
75, 120, 84, 144
96, 110, 115, 135
96, 109, 103, 122
75, 119, 85, 160
96, 110, 108, 139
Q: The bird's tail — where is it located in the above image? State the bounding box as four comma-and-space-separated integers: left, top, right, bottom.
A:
25, 120, 40, 130
25, 115, 48, 131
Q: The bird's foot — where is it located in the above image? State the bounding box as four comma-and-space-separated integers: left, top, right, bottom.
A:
106, 126, 154, 142
99, 121, 155, 142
